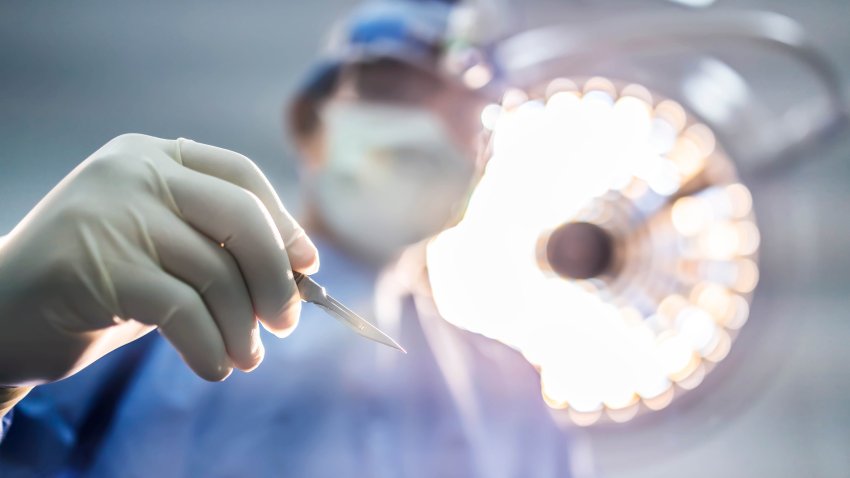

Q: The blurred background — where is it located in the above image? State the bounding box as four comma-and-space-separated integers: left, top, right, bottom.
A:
1, 1, 848, 477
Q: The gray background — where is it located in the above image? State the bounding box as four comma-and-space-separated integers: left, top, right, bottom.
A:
1, 1, 848, 477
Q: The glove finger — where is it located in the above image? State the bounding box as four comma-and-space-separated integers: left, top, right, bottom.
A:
165, 166, 301, 337
176, 139, 319, 274
110, 263, 233, 381
149, 210, 265, 371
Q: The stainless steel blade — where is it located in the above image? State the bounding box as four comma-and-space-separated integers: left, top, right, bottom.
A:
294, 272, 406, 353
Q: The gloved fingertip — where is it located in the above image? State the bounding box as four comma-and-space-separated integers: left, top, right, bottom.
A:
300, 257, 320, 275
287, 233, 320, 273
242, 342, 265, 373
261, 299, 301, 339
204, 363, 233, 382
264, 326, 296, 340
269, 316, 299, 339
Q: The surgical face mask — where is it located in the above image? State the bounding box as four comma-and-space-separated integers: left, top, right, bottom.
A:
310, 101, 475, 263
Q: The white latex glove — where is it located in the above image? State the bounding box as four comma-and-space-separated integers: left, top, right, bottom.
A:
0, 134, 319, 387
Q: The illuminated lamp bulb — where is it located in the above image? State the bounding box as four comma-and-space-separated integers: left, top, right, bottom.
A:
427, 77, 760, 426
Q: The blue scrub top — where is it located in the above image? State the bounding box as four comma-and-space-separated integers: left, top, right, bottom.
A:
0, 241, 572, 477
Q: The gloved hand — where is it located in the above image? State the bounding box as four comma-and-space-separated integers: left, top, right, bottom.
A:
0, 134, 319, 388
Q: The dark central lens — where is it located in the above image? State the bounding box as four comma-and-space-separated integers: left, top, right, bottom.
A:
545, 222, 614, 280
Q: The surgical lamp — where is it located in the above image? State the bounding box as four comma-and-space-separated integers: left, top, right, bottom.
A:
427, 8, 847, 426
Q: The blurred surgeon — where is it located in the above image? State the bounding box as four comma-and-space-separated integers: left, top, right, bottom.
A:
0, 1, 572, 477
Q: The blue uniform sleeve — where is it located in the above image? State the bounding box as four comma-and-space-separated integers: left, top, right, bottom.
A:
0, 409, 11, 444
0, 334, 158, 475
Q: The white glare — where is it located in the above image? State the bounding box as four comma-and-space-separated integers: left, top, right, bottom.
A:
427, 78, 759, 425
480, 103, 501, 130
463, 64, 493, 90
